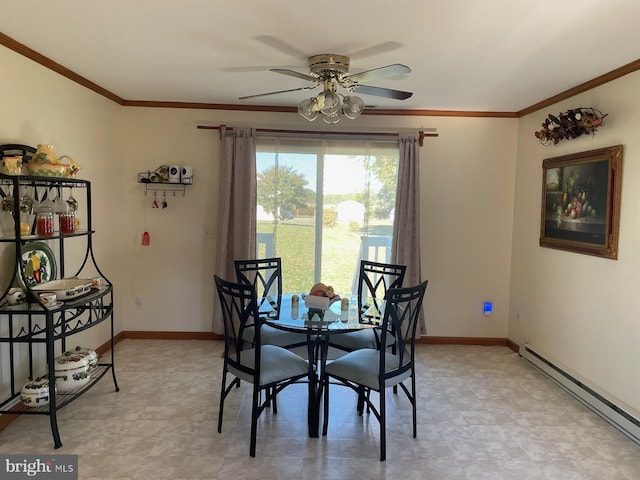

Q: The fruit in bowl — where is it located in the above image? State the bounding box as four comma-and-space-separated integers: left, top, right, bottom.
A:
303, 283, 341, 311
309, 282, 339, 300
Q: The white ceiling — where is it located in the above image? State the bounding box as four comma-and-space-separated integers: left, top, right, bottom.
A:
2, 0, 640, 113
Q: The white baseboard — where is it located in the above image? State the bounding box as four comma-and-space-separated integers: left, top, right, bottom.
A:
520, 343, 640, 445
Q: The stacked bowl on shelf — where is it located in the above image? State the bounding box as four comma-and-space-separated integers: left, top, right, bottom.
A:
20, 346, 98, 406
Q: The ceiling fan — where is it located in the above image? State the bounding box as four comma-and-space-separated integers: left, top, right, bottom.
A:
239, 53, 413, 123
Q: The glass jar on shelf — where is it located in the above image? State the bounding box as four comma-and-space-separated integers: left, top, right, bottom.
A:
59, 211, 75, 234
36, 205, 54, 237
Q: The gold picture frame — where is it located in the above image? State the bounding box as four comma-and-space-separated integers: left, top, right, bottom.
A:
540, 145, 623, 259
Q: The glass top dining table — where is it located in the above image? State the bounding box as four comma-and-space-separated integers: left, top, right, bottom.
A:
264, 293, 380, 332
263, 293, 379, 438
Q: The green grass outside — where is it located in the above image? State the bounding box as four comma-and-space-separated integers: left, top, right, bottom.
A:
258, 220, 392, 294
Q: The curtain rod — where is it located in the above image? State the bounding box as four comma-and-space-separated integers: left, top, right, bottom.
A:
196, 125, 437, 146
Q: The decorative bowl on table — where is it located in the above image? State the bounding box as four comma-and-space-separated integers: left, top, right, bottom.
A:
303, 282, 341, 311
32, 278, 93, 300
304, 295, 331, 310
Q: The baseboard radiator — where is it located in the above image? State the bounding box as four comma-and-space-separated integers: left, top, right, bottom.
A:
520, 344, 640, 445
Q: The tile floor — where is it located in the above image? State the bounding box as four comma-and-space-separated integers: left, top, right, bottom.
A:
0, 339, 639, 479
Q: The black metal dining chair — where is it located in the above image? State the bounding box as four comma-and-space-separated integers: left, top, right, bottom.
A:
234, 257, 307, 349
329, 259, 407, 353
214, 275, 308, 457
322, 280, 428, 461
234, 258, 309, 411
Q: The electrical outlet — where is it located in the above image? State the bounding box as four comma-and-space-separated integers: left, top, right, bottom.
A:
135, 297, 143, 310
203, 225, 215, 239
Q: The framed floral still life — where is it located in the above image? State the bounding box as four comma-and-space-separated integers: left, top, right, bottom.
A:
540, 145, 623, 259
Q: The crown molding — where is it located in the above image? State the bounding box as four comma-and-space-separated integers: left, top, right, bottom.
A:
3, 32, 640, 118
518, 58, 640, 117
0, 32, 125, 105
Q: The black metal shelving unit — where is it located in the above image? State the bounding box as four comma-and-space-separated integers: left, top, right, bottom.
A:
0, 153, 119, 448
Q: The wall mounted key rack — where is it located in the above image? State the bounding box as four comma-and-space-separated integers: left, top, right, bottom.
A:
138, 165, 193, 197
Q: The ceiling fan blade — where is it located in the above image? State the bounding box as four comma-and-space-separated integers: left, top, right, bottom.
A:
239, 85, 318, 100
221, 64, 302, 73
271, 68, 318, 82
347, 41, 402, 60
254, 35, 309, 61
353, 84, 413, 100
346, 63, 411, 83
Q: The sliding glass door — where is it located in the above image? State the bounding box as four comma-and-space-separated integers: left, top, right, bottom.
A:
256, 137, 399, 294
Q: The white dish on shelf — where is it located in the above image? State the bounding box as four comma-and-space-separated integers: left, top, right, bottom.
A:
32, 278, 93, 299
54, 350, 90, 392
40, 301, 63, 308
20, 376, 53, 407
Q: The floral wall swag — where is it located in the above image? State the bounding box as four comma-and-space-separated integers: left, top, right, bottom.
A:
534, 108, 607, 146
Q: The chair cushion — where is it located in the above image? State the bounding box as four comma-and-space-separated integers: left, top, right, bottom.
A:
229, 345, 308, 386
243, 324, 307, 348
329, 330, 377, 350
325, 348, 411, 390
329, 329, 393, 351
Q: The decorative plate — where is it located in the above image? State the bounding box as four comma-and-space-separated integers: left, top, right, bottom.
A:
19, 241, 57, 288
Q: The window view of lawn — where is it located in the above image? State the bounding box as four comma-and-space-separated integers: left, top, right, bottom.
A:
258, 219, 393, 295
256, 140, 398, 296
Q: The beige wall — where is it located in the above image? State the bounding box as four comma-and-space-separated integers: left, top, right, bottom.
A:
118, 109, 518, 336
510, 71, 640, 415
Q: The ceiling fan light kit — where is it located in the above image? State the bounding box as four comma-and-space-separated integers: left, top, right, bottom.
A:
299, 84, 363, 123
298, 98, 319, 121
322, 111, 340, 124
239, 52, 413, 122
316, 88, 341, 116
342, 96, 365, 120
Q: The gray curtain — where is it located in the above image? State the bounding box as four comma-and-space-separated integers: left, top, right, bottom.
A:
212, 127, 257, 334
391, 133, 426, 334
